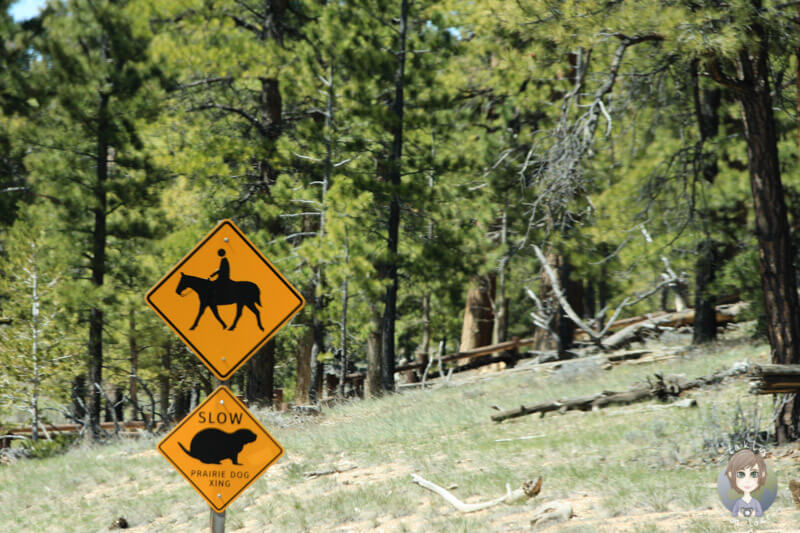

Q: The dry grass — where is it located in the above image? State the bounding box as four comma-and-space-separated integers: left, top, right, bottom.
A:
2, 331, 800, 531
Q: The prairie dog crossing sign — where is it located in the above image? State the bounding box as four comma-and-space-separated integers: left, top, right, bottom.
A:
158, 386, 284, 512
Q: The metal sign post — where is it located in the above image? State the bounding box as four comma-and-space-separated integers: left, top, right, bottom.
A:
211, 377, 228, 533
211, 509, 225, 533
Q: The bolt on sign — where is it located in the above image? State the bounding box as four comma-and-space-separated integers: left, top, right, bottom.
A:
146, 219, 305, 380
158, 386, 284, 512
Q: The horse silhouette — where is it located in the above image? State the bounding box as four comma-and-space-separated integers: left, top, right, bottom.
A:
176, 273, 264, 331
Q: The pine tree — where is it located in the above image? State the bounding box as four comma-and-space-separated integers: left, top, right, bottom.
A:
0, 204, 76, 441
21, 0, 165, 439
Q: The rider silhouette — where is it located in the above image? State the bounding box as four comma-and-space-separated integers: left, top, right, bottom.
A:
210, 249, 230, 282
209, 249, 232, 296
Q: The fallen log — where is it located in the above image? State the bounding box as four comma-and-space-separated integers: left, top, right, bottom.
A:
491, 362, 749, 422
582, 313, 668, 334
0, 420, 159, 448
749, 364, 800, 394
347, 337, 539, 381
575, 300, 746, 340
5, 420, 149, 435
602, 302, 747, 350
606, 350, 652, 364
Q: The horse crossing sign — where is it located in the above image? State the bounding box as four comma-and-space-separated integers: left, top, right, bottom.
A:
146, 219, 305, 380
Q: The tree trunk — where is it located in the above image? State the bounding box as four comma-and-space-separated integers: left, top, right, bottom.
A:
673, 283, 689, 312
128, 309, 139, 420
114, 387, 124, 422
87, 91, 109, 442
104, 389, 113, 423
235, 371, 245, 396
309, 329, 325, 403
159, 344, 170, 423
691, 61, 721, 344
493, 207, 509, 345
71, 375, 86, 424
417, 161, 434, 373
246, 339, 274, 407
31, 265, 40, 442
532, 254, 557, 352
492, 267, 508, 345
338, 276, 349, 398
295, 328, 313, 404
173, 388, 190, 421
733, 36, 800, 443
416, 292, 431, 375
597, 244, 610, 328
460, 275, 495, 352
693, 240, 718, 344
366, 310, 383, 399
558, 256, 579, 356
584, 279, 596, 319
379, 0, 409, 393
531, 252, 579, 356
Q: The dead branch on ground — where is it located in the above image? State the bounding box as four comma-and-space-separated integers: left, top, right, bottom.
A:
303, 465, 358, 478
411, 473, 541, 513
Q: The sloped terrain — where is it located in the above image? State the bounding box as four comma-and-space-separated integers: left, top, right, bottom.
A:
2, 330, 799, 532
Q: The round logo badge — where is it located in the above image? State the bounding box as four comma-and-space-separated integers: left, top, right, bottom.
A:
717, 449, 777, 518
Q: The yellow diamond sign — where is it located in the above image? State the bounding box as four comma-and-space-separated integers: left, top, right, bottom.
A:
146, 219, 305, 380
158, 386, 284, 512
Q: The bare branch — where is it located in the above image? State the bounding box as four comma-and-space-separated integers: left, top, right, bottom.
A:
170, 76, 233, 92
532, 245, 602, 344
188, 103, 269, 137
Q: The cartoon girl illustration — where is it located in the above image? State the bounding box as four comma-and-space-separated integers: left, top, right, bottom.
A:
725, 449, 767, 517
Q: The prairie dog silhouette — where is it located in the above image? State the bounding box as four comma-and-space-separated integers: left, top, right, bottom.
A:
178, 428, 257, 465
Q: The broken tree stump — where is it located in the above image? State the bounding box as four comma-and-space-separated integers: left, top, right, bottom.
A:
749, 364, 800, 394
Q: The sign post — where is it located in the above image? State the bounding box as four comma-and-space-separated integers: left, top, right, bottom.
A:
211, 509, 225, 533
211, 375, 228, 533
146, 220, 304, 532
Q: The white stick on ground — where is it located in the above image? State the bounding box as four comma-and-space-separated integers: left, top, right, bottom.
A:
410, 474, 541, 513
304, 465, 358, 478
494, 434, 545, 442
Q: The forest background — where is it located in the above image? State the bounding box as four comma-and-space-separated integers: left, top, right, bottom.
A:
3, 0, 800, 445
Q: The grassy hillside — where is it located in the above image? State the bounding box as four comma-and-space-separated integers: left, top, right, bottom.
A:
2, 331, 799, 532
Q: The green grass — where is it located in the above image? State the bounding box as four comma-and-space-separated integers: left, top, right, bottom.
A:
2, 335, 799, 531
